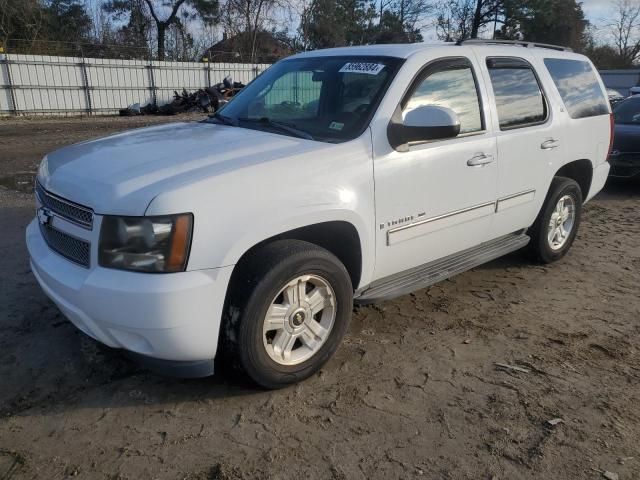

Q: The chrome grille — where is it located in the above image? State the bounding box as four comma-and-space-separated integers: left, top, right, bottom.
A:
35, 181, 94, 229
39, 223, 91, 268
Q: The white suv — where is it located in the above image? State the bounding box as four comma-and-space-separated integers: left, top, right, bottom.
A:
27, 41, 612, 388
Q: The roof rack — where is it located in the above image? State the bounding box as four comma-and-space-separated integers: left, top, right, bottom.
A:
456, 39, 572, 52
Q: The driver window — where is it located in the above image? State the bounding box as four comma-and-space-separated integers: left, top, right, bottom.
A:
254, 71, 321, 119
405, 64, 483, 134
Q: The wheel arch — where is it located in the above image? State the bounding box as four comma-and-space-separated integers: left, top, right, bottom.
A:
554, 159, 593, 202
229, 220, 364, 293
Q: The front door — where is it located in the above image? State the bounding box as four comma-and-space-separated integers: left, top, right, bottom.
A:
373, 56, 498, 280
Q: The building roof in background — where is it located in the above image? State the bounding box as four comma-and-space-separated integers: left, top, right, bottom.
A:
204, 31, 292, 63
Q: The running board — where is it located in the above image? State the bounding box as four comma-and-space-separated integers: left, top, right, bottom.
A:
355, 232, 530, 303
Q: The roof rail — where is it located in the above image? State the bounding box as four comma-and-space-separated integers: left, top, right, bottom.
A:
456, 39, 572, 52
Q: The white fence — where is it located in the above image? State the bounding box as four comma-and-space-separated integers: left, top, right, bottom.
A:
0, 53, 271, 116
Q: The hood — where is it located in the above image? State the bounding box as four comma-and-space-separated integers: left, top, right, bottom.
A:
39, 122, 322, 215
612, 123, 640, 153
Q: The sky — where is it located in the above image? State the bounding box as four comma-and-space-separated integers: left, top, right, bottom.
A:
83, 0, 620, 44
420, 0, 619, 41
581, 0, 618, 20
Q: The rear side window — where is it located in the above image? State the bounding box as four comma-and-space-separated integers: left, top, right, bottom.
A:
487, 57, 547, 130
544, 58, 609, 119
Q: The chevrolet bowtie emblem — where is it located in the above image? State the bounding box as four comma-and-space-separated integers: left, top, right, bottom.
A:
37, 207, 53, 227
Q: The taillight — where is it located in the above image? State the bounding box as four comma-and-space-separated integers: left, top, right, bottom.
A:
608, 113, 615, 157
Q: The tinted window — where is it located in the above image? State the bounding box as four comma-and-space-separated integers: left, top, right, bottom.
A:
216, 56, 402, 143
544, 58, 609, 119
264, 71, 321, 117
487, 58, 546, 129
405, 64, 483, 134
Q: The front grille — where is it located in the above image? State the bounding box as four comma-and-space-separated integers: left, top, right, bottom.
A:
39, 223, 91, 268
36, 181, 94, 229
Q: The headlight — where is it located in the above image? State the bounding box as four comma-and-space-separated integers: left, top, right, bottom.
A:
99, 214, 193, 273
38, 155, 49, 180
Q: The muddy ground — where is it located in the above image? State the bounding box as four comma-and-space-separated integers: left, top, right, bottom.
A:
0, 116, 639, 480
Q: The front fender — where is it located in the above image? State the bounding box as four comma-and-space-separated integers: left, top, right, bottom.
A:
218, 208, 373, 288
145, 134, 376, 288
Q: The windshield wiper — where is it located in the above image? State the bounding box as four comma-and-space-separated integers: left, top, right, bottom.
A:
208, 112, 237, 126
238, 117, 314, 140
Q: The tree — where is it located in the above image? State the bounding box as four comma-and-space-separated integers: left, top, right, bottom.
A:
0, 0, 45, 48
103, 0, 218, 60
298, 0, 340, 49
436, 0, 503, 41
500, 0, 588, 51
0, 0, 93, 54
300, 0, 376, 49
144, 0, 186, 60
44, 0, 93, 43
377, 0, 431, 42
469, 0, 502, 38
103, 0, 153, 57
584, 44, 629, 69
607, 0, 640, 66
373, 9, 422, 43
436, 0, 473, 41
220, 0, 288, 62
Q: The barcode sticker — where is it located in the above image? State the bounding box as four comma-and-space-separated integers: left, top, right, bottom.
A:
339, 62, 385, 75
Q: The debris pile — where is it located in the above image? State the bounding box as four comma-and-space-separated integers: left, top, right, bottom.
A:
119, 75, 245, 116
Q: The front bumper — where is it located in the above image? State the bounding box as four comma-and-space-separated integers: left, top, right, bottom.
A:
608, 152, 640, 178
26, 219, 233, 374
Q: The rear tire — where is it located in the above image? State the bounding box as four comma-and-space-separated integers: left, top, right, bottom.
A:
221, 240, 353, 389
527, 176, 582, 264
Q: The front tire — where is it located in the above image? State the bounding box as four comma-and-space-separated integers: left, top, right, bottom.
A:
527, 176, 582, 264
221, 240, 353, 389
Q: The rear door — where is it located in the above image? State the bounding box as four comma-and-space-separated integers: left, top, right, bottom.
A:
539, 55, 611, 198
475, 54, 563, 238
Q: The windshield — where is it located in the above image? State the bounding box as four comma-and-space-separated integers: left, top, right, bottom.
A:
211, 56, 403, 142
614, 97, 640, 125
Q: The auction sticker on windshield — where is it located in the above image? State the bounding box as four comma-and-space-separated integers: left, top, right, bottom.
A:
339, 62, 385, 75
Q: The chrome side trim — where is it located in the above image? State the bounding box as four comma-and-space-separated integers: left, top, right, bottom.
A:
496, 189, 536, 212
387, 201, 496, 246
385, 189, 536, 246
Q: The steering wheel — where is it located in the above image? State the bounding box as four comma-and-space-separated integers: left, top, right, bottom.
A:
354, 104, 370, 116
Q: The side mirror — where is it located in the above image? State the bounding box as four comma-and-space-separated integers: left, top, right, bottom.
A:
388, 105, 461, 150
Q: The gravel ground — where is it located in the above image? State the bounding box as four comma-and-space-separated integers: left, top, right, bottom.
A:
0, 116, 639, 480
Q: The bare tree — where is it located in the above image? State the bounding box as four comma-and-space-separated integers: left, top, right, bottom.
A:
608, 0, 640, 66
143, 0, 187, 59
435, 0, 474, 41
395, 0, 433, 33
221, 0, 286, 61
435, 0, 502, 41
0, 0, 45, 48
104, 0, 218, 60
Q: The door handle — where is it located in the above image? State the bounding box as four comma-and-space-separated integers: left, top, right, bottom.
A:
467, 153, 494, 167
541, 138, 560, 150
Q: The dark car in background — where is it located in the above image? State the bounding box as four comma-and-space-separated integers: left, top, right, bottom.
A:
609, 95, 640, 179
607, 88, 625, 108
